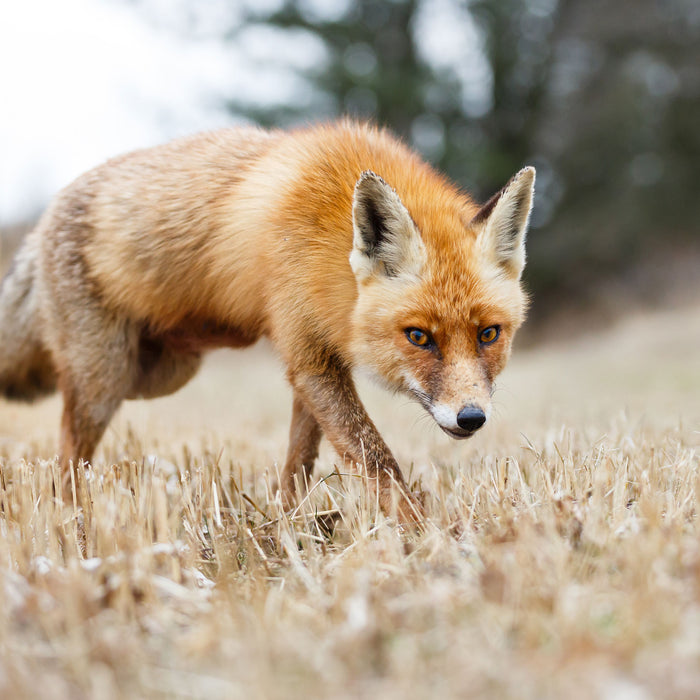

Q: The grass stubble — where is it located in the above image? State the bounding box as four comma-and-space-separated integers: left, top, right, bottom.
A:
0, 303, 698, 700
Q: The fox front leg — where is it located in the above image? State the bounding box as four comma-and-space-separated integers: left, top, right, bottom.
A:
289, 357, 424, 524
279, 392, 323, 507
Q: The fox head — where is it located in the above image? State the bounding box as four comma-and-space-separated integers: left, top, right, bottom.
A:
349, 166, 535, 439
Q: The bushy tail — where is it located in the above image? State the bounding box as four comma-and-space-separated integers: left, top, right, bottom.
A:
0, 234, 56, 400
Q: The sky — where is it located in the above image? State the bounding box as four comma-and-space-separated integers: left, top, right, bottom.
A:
0, 0, 245, 224
0, 0, 488, 226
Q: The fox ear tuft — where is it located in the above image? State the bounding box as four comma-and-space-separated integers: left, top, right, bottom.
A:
471, 166, 535, 279
351, 171, 425, 281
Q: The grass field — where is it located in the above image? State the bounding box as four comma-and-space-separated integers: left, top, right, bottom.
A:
0, 300, 698, 699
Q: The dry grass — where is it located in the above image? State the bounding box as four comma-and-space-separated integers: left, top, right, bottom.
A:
0, 301, 698, 699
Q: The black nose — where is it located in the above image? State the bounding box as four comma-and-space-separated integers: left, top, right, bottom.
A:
456, 406, 486, 432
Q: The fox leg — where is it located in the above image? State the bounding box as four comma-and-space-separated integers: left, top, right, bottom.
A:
57, 362, 134, 496
290, 357, 423, 523
35, 216, 141, 489
279, 392, 323, 507
59, 370, 125, 471
48, 312, 138, 493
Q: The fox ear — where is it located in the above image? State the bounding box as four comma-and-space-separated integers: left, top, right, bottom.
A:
471, 166, 535, 279
350, 171, 425, 281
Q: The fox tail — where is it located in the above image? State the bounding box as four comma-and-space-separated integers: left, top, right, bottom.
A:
0, 234, 56, 400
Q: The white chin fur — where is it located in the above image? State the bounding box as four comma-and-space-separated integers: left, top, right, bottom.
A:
430, 403, 460, 431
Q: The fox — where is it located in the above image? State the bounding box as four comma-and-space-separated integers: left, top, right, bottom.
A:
0, 120, 534, 521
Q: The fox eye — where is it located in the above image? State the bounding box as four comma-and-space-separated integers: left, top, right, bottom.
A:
479, 326, 500, 345
406, 328, 432, 348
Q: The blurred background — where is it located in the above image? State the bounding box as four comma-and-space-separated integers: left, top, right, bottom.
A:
1, 0, 699, 331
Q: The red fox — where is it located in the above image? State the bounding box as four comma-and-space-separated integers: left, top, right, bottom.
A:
0, 121, 534, 520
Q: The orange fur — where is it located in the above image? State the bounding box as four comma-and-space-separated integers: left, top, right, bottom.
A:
0, 120, 535, 522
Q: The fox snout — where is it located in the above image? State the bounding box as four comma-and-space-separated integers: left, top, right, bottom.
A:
429, 402, 489, 439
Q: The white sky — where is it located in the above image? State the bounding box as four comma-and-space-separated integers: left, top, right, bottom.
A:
0, 0, 488, 226
1, 0, 256, 224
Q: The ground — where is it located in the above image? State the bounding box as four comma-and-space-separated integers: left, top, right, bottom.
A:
0, 300, 698, 699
